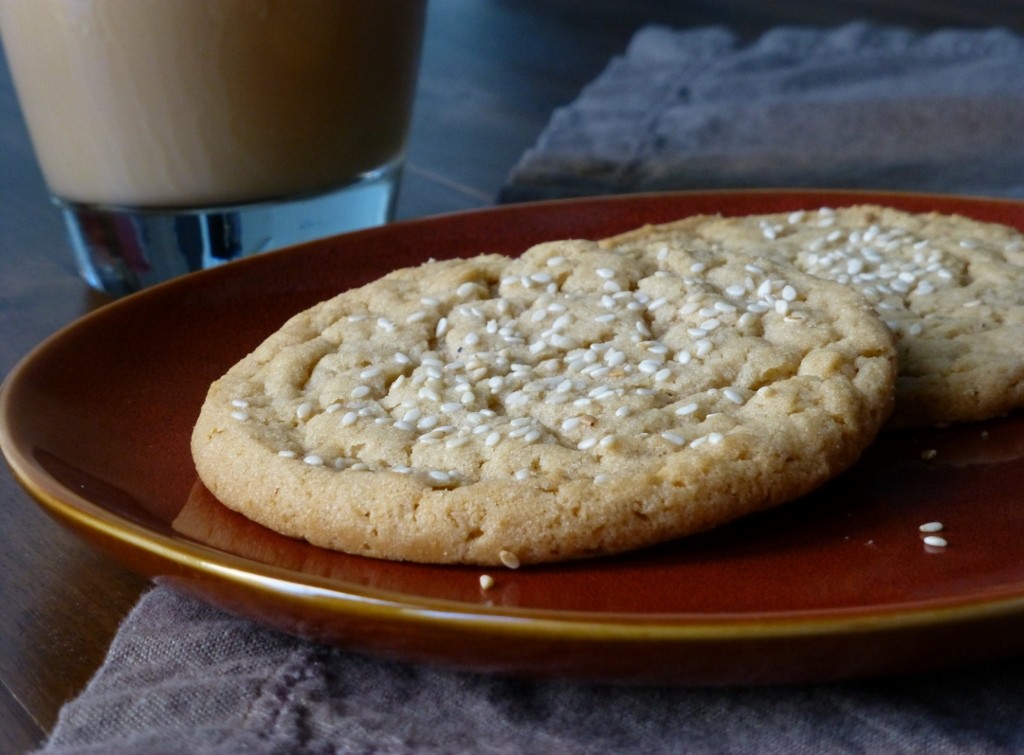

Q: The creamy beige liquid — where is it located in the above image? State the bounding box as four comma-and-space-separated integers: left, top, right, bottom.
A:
0, 0, 424, 207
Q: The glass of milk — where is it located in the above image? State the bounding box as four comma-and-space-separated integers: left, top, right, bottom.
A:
0, 0, 425, 295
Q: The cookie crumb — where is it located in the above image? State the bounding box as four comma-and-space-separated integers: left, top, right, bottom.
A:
479, 574, 495, 590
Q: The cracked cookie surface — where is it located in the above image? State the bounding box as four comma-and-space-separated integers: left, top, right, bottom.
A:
192, 239, 896, 565
603, 205, 1024, 428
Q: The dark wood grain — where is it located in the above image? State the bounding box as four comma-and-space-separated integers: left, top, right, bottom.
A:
2, 1, 1023, 749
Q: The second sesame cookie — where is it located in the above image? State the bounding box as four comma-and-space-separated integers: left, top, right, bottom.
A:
603, 205, 1024, 428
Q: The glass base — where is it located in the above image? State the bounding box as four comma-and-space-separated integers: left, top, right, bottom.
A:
58, 163, 401, 296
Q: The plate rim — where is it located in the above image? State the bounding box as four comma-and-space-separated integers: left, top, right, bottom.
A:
4, 188, 1024, 656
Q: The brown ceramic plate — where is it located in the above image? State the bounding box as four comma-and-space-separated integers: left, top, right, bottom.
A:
3, 190, 1024, 685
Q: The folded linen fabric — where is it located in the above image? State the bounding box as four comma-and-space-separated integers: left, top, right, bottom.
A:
34, 587, 1024, 754
501, 23, 1024, 202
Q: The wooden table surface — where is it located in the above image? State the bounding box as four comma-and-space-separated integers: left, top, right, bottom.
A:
2, 1, 1023, 751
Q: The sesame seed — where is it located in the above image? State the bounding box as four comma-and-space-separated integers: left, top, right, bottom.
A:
923, 535, 948, 548
499, 550, 521, 569
230, 411, 249, 422
919, 522, 944, 533
485, 431, 501, 447
351, 385, 371, 399
596, 267, 615, 279
303, 455, 324, 466
479, 574, 495, 590
231, 399, 249, 409
661, 431, 686, 446
577, 437, 598, 450
723, 388, 744, 405
278, 450, 296, 458
605, 350, 626, 367
419, 387, 442, 403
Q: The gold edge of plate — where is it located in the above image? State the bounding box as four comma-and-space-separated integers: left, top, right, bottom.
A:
9, 448, 1024, 647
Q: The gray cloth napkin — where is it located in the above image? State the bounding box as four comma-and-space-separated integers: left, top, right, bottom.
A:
35, 587, 1024, 754
35, 24, 1024, 755
501, 23, 1024, 202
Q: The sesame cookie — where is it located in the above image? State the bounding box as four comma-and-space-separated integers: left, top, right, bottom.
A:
192, 239, 896, 566
603, 206, 1024, 428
